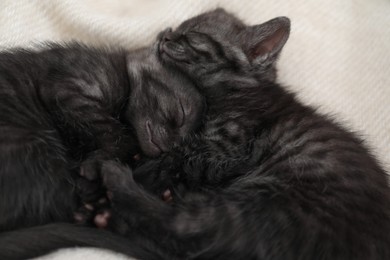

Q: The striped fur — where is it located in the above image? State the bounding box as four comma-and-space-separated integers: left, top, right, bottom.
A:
0, 9, 389, 260
102, 9, 390, 259
0, 43, 203, 232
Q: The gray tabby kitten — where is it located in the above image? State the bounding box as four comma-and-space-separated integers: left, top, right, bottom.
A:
1, 9, 389, 260
105, 9, 390, 259
0, 43, 203, 232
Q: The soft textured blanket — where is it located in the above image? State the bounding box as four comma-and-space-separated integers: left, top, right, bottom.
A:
1, 0, 389, 259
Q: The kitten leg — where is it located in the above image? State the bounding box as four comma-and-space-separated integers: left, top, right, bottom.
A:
99, 161, 257, 258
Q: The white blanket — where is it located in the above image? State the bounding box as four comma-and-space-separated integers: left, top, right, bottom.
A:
1, 0, 389, 259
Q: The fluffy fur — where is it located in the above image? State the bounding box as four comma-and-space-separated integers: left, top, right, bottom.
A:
111, 9, 390, 259
0, 43, 203, 231
0, 9, 389, 260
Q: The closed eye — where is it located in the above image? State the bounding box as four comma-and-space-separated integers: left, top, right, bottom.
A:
165, 41, 185, 54
185, 31, 212, 52
184, 31, 224, 60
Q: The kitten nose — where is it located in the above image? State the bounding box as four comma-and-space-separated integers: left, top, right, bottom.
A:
160, 27, 173, 42
158, 28, 173, 54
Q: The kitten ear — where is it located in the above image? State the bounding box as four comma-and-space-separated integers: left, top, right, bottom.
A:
243, 17, 290, 66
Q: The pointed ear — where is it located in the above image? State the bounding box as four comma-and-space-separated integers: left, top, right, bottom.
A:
243, 17, 290, 66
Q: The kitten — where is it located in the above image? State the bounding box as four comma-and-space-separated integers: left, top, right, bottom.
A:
104, 9, 390, 259
0, 43, 203, 232
1, 9, 389, 260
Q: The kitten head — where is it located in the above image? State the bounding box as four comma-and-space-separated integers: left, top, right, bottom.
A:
158, 8, 290, 84
124, 47, 204, 157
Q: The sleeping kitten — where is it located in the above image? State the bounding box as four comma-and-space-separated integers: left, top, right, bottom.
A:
0, 9, 389, 260
0, 43, 203, 231
100, 9, 390, 259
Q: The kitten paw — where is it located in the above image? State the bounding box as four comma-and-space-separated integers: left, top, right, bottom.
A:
94, 209, 111, 228
73, 204, 95, 225
133, 158, 175, 198
101, 160, 135, 193
76, 177, 105, 203
80, 151, 109, 180
162, 188, 173, 202
74, 197, 111, 226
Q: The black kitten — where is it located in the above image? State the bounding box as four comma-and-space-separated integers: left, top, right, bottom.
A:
0, 43, 203, 231
1, 9, 389, 260
103, 9, 390, 259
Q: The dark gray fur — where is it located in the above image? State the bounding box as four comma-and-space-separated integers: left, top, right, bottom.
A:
109, 9, 390, 259
1, 8, 389, 260
0, 42, 203, 232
